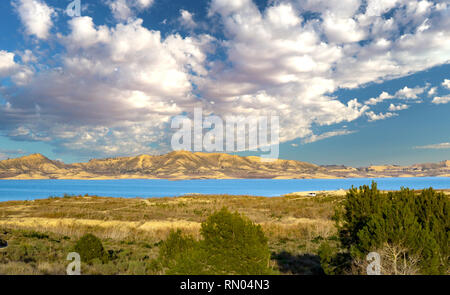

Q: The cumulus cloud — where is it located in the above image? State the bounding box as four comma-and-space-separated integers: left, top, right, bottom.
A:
202, 0, 371, 142
432, 95, 450, 104
179, 9, 197, 29
12, 0, 55, 39
0, 51, 17, 76
428, 86, 437, 96
366, 85, 428, 106
0, 16, 212, 156
366, 111, 398, 122
0, 50, 33, 85
365, 91, 393, 105
19, 49, 37, 64
323, 12, 366, 43
443, 79, 450, 89
1, 0, 450, 158
202, 0, 449, 142
395, 86, 427, 99
388, 103, 409, 111
107, 0, 154, 21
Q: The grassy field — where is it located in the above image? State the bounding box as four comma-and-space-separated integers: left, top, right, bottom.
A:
0, 193, 344, 274
1, 190, 448, 275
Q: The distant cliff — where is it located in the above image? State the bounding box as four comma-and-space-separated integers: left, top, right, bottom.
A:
0, 152, 448, 180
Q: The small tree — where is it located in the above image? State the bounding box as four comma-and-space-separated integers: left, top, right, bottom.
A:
159, 229, 205, 274
74, 233, 108, 263
334, 183, 449, 275
200, 208, 272, 275
159, 208, 273, 275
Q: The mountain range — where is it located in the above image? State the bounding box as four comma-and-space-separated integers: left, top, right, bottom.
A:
0, 151, 449, 180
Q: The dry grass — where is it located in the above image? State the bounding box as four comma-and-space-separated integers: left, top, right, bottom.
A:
0, 193, 340, 243
0, 193, 342, 275
0, 193, 340, 221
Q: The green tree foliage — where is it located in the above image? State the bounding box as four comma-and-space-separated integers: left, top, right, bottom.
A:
332, 182, 449, 274
318, 242, 336, 275
200, 208, 272, 275
158, 230, 205, 274
158, 208, 273, 275
74, 233, 108, 263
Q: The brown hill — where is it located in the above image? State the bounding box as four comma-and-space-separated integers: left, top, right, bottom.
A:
0, 154, 68, 178
73, 151, 322, 178
0, 152, 448, 179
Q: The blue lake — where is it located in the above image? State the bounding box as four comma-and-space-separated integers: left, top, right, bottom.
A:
0, 177, 449, 201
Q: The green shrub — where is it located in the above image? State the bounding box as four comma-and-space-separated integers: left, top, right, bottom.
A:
165, 246, 208, 275
200, 208, 272, 275
159, 230, 197, 268
334, 182, 449, 274
74, 234, 108, 263
159, 208, 274, 275
318, 242, 336, 275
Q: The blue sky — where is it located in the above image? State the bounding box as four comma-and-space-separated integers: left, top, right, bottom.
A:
0, 0, 449, 166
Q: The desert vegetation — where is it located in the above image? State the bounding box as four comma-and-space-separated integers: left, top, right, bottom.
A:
319, 183, 449, 275
159, 208, 274, 275
0, 185, 448, 275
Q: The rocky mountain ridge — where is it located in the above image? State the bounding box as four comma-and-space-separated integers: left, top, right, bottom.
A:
0, 152, 448, 180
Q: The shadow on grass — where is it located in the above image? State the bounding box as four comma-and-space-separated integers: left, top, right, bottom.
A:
272, 251, 325, 275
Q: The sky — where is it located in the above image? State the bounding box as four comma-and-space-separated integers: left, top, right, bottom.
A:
0, 0, 449, 166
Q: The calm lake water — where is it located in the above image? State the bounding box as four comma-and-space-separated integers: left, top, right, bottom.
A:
0, 177, 449, 201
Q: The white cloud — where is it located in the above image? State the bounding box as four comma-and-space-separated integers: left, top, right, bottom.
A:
107, 0, 154, 21
432, 95, 450, 104
12, 0, 55, 39
323, 12, 366, 43
428, 86, 437, 96
388, 103, 409, 111
366, 85, 428, 106
334, 1, 450, 88
442, 79, 450, 89
0, 50, 33, 84
0, 17, 212, 156
366, 111, 398, 122
395, 86, 427, 99
1, 0, 450, 158
302, 129, 355, 144
414, 142, 450, 150
203, 0, 449, 142
266, 3, 302, 28
203, 0, 371, 143
0, 51, 17, 76
135, 0, 153, 9
365, 91, 393, 105
107, 0, 132, 21
19, 49, 37, 64
11, 66, 34, 85
179, 9, 197, 29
